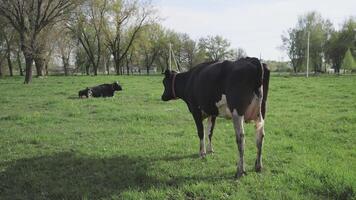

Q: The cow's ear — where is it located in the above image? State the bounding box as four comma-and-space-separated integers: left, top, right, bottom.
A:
164, 69, 171, 77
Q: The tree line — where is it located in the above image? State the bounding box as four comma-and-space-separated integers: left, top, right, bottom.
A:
282, 12, 356, 74
0, 0, 245, 84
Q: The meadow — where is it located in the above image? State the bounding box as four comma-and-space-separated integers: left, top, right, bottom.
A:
0, 75, 355, 199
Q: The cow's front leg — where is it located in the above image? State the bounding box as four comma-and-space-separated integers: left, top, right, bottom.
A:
205, 116, 216, 153
192, 111, 205, 158
255, 113, 265, 172
232, 109, 246, 178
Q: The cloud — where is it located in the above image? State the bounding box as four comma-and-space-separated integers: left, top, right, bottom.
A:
156, 0, 356, 60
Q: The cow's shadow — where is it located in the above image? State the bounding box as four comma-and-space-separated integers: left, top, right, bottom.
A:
0, 152, 227, 199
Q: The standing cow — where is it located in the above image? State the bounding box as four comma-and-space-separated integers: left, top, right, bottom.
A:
161, 57, 270, 178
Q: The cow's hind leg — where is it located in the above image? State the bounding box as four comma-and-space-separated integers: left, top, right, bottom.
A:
255, 113, 265, 172
232, 109, 246, 178
205, 116, 216, 153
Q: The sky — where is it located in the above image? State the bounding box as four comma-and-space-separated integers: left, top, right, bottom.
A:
153, 0, 356, 61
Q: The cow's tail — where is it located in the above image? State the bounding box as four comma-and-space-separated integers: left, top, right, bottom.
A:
248, 57, 263, 97
261, 63, 270, 119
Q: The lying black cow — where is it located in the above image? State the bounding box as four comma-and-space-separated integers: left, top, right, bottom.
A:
78, 81, 122, 98
161, 57, 270, 178
90, 81, 123, 97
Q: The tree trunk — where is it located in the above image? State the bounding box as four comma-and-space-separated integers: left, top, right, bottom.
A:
62, 57, 69, 76
93, 66, 98, 76
4, 34, 13, 76
64, 62, 69, 76
24, 56, 33, 84
125, 55, 130, 75
44, 60, 49, 76
335, 64, 340, 74
105, 57, 110, 75
0, 61, 3, 77
115, 58, 120, 75
85, 64, 90, 75
126, 62, 130, 75
6, 52, 13, 76
17, 51, 24, 76
34, 57, 44, 77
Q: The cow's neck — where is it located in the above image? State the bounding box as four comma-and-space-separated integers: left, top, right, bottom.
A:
173, 72, 189, 100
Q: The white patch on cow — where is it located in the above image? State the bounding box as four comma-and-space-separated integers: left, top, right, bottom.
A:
215, 94, 232, 119
245, 87, 263, 122
200, 139, 206, 158
255, 112, 265, 172
205, 117, 214, 153
232, 109, 246, 177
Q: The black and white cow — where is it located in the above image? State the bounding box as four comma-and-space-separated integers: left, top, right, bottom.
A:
161, 57, 270, 178
90, 81, 123, 98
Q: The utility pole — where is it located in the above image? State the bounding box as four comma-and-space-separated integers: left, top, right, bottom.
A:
169, 43, 172, 71
306, 31, 310, 78
354, 29, 356, 57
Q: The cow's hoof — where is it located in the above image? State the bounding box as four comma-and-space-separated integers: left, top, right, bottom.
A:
255, 165, 262, 173
235, 171, 247, 179
255, 160, 262, 172
207, 148, 214, 154
199, 152, 206, 158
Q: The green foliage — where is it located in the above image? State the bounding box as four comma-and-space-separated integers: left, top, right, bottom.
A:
264, 60, 292, 72
198, 35, 237, 61
321, 17, 355, 73
0, 75, 355, 199
341, 48, 355, 70
282, 11, 334, 73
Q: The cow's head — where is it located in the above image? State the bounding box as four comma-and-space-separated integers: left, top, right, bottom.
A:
161, 69, 178, 101
112, 81, 123, 91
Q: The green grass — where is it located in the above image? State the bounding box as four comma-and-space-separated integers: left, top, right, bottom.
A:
0, 75, 355, 200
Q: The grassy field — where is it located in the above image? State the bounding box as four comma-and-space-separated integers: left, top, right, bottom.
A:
0, 75, 355, 200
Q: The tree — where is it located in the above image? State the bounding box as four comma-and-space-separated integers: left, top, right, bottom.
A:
179, 33, 200, 69
2, 28, 16, 76
198, 35, 236, 61
16, 47, 24, 76
155, 29, 180, 72
104, 0, 155, 75
0, 33, 5, 77
136, 24, 162, 75
325, 17, 355, 73
34, 29, 58, 76
236, 48, 247, 60
341, 48, 355, 71
0, 0, 77, 83
282, 12, 333, 73
70, 0, 108, 75
0, 17, 16, 76
74, 44, 91, 75
56, 28, 76, 76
